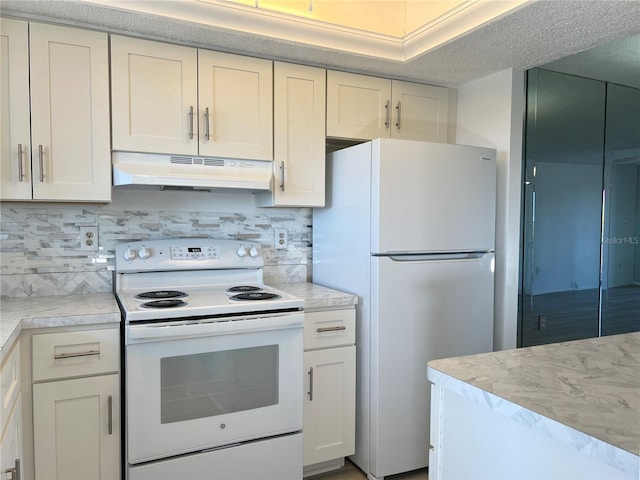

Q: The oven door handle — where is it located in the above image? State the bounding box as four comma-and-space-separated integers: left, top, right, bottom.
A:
127, 313, 304, 341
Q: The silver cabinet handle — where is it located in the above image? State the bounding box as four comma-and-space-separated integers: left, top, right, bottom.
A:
384, 100, 390, 129
108, 395, 113, 435
395, 101, 401, 130
188, 106, 194, 140
279, 161, 285, 192
17, 144, 24, 182
204, 107, 210, 141
1, 459, 20, 480
316, 326, 346, 333
38, 145, 44, 182
307, 367, 314, 401
54, 350, 100, 360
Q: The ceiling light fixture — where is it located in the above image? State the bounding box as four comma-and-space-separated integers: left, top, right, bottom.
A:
308, 0, 313, 13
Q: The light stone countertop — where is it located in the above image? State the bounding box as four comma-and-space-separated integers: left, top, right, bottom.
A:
428, 332, 640, 476
0, 283, 356, 362
272, 282, 358, 310
0, 293, 121, 362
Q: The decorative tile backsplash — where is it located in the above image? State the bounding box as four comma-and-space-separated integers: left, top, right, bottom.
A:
0, 189, 312, 297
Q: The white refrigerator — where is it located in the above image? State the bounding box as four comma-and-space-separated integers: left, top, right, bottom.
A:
313, 138, 497, 479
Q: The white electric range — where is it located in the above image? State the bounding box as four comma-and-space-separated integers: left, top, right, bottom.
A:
114, 238, 304, 480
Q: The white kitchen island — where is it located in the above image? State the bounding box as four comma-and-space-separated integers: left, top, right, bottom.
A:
427, 332, 639, 480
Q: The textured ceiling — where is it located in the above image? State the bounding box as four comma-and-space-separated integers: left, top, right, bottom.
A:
1, 0, 638, 87
541, 34, 640, 89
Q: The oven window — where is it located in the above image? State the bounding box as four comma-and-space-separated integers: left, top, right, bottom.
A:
160, 345, 279, 424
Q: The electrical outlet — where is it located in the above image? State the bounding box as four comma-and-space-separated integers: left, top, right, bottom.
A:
274, 228, 288, 250
80, 226, 98, 251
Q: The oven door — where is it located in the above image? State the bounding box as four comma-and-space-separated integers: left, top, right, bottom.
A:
125, 312, 303, 464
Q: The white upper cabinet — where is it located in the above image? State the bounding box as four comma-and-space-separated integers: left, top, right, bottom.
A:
256, 62, 326, 207
1, 18, 31, 200
198, 50, 273, 160
110, 35, 198, 156
1, 19, 111, 202
390, 79, 449, 142
326, 70, 449, 143
326, 71, 391, 141
111, 36, 273, 161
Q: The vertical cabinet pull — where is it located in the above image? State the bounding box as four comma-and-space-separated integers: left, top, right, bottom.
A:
395, 101, 401, 130
204, 107, 210, 141
188, 106, 194, 140
279, 161, 285, 192
1, 459, 20, 480
38, 145, 44, 182
384, 100, 390, 129
307, 367, 314, 401
108, 395, 113, 435
17, 144, 24, 182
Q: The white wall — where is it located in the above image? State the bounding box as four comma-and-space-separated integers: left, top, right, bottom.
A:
456, 68, 525, 351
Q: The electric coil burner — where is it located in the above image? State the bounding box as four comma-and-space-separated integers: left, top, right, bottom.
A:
135, 290, 188, 300
140, 299, 188, 309
226, 285, 262, 293
229, 292, 281, 301
114, 239, 304, 480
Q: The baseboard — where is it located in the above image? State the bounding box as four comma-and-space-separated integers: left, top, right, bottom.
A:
303, 458, 345, 477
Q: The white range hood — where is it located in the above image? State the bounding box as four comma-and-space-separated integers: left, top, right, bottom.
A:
112, 152, 273, 191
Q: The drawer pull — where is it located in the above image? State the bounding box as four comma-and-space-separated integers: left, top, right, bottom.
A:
316, 326, 346, 333
54, 350, 100, 360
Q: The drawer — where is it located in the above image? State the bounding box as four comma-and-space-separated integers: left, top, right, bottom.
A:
32, 328, 119, 382
1, 341, 21, 434
304, 309, 355, 350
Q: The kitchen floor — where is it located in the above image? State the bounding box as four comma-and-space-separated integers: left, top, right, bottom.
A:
309, 460, 428, 480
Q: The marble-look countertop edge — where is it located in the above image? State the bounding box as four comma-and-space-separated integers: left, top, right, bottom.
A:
1, 292, 121, 362
271, 282, 359, 310
427, 365, 639, 477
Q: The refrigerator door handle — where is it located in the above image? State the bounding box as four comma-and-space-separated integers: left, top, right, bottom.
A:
384, 252, 492, 262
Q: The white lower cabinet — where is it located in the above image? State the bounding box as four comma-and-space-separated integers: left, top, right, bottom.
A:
33, 375, 120, 480
1, 338, 22, 480
303, 346, 356, 467
31, 327, 120, 480
0, 395, 22, 480
303, 309, 356, 476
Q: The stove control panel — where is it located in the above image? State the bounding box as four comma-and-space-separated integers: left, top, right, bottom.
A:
115, 239, 264, 273
170, 246, 219, 260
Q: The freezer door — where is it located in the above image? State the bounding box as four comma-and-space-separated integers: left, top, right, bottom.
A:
369, 252, 494, 477
371, 138, 496, 254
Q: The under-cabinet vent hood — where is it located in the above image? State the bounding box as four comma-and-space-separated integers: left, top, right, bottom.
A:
112, 152, 273, 191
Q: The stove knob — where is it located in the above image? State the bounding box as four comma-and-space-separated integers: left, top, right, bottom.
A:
123, 247, 137, 261
138, 246, 151, 259
249, 246, 259, 258
236, 246, 248, 257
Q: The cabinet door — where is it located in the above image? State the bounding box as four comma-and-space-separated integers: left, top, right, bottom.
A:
198, 50, 273, 160
259, 62, 325, 207
326, 70, 391, 141
303, 346, 356, 467
33, 374, 120, 480
29, 23, 111, 201
0, 18, 32, 200
391, 80, 449, 142
111, 35, 198, 156
0, 395, 22, 480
